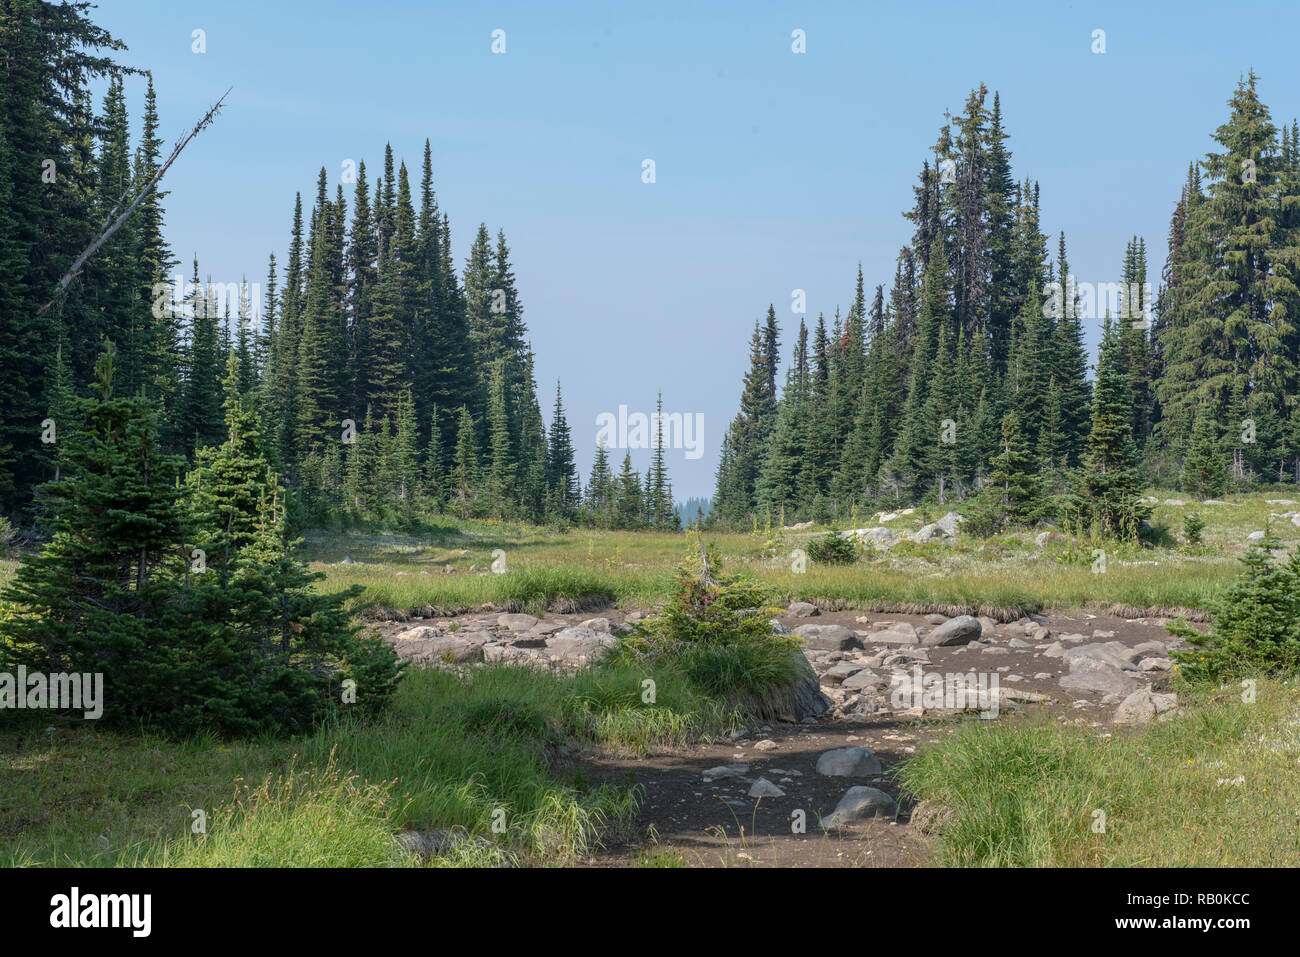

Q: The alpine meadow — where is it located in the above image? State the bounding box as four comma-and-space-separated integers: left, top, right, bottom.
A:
4, 0, 1300, 909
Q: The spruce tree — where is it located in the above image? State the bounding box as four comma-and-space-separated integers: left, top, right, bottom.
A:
1072, 316, 1151, 540
1182, 404, 1227, 495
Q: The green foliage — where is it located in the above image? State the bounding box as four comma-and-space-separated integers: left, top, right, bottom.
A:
805, 530, 857, 565
1183, 512, 1205, 545
1182, 407, 1227, 495
1, 344, 402, 737
1169, 529, 1300, 682
613, 542, 804, 715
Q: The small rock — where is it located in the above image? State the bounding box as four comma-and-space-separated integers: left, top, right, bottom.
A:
747, 778, 785, 798
787, 601, 819, 618
753, 738, 778, 752
702, 764, 750, 783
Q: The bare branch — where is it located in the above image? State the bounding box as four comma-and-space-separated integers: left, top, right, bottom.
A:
39, 87, 232, 316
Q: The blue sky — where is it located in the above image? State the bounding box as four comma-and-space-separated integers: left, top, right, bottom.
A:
93, 0, 1300, 498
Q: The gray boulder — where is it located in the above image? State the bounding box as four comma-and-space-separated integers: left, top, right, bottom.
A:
815, 746, 883, 777
545, 626, 617, 663
920, 615, 982, 647
496, 613, 539, 632
823, 786, 898, 826
839, 527, 894, 547
1114, 687, 1178, 724
702, 763, 749, 783
794, 623, 860, 651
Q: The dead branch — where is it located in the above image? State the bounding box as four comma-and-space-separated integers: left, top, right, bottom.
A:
39, 87, 232, 316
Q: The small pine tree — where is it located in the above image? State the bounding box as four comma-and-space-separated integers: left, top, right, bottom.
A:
1182, 405, 1226, 496
1070, 316, 1151, 540
452, 405, 479, 518
969, 413, 1042, 533
1169, 530, 1300, 681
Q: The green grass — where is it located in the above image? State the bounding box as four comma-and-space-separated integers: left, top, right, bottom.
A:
303, 490, 1300, 618
897, 677, 1300, 866
0, 660, 741, 867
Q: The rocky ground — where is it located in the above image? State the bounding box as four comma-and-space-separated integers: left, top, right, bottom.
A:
375, 603, 1192, 867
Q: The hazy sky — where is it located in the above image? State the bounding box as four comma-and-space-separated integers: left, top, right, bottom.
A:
93, 0, 1300, 498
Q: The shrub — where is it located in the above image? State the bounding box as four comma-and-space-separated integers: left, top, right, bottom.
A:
805, 530, 857, 565
612, 543, 803, 715
1169, 529, 1300, 682
1183, 512, 1205, 546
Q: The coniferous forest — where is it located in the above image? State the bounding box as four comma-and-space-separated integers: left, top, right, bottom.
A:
712, 79, 1300, 535
8, 1, 1300, 884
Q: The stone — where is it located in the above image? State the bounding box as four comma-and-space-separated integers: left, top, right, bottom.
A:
1114, 687, 1179, 724
925, 614, 949, 625
579, 617, 611, 633
793, 623, 860, 651
823, 786, 897, 826
496, 613, 539, 632
912, 522, 951, 543
1059, 669, 1139, 697
545, 627, 617, 663
510, 635, 549, 649
815, 746, 883, 777
702, 764, 750, 783
840, 669, 885, 691
1138, 657, 1173, 672
920, 615, 982, 647
1000, 687, 1050, 703
870, 630, 920, 648
787, 601, 819, 618
395, 634, 483, 664
394, 625, 440, 641
783, 651, 833, 721
1247, 530, 1266, 542
1065, 641, 1143, 672
747, 777, 785, 798
753, 738, 778, 752
824, 662, 864, 677
935, 511, 964, 536
839, 527, 894, 547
